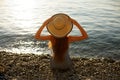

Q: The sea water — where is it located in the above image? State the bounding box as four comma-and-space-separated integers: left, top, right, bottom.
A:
0, 0, 120, 60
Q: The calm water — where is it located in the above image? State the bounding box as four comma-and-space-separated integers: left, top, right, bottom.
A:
0, 0, 120, 60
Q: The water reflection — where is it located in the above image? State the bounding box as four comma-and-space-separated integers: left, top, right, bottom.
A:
1, 0, 45, 34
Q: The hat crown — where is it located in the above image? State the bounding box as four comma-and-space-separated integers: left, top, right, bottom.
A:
47, 13, 73, 38
53, 17, 65, 30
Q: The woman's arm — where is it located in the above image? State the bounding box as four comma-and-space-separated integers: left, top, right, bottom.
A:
34, 18, 51, 40
68, 18, 88, 43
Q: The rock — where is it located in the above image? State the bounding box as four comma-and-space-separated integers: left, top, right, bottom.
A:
0, 64, 6, 80
0, 64, 5, 73
101, 57, 115, 63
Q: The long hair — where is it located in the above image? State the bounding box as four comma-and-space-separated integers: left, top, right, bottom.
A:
49, 36, 69, 62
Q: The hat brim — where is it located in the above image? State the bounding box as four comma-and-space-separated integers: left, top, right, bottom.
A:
47, 14, 73, 38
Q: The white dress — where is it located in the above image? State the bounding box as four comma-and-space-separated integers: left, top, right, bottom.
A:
50, 48, 72, 70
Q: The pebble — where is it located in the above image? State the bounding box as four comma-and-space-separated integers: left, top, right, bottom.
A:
101, 57, 115, 63
0, 64, 5, 73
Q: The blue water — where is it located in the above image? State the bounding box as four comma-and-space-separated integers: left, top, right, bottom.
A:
0, 0, 120, 60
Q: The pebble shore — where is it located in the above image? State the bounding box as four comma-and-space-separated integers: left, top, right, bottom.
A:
0, 51, 120, 80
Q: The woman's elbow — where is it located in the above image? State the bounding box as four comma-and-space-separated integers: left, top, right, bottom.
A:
83, 34, 88, 40
34, 35, 40, 40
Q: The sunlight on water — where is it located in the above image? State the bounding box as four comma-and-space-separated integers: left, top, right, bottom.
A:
1, 0, 47, 35
12, 0, 38, 34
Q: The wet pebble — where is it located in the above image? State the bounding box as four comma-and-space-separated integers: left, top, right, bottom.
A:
101, 57, 115, 63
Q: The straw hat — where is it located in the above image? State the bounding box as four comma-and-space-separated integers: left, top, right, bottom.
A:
47, 13, 73, 38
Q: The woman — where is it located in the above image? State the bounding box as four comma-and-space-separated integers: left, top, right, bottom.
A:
35, 13, 88, 69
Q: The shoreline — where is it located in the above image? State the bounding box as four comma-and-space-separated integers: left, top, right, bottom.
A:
0, 51, 120, 80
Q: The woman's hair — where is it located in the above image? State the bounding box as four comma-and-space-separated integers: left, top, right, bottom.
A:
50, 36, 69, 62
